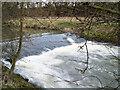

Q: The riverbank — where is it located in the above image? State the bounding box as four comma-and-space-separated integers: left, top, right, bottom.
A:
4, 17, 119, 45
2, 65, 36, 88
2, 25, 119, 88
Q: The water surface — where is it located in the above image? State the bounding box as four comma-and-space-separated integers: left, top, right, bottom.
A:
2, 29, 119, 88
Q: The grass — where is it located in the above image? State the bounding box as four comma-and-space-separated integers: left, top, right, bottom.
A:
6, 17, 119, 44
90, 23, 118, 42
9, 17, 79, 28
57, 21, 76, 28
2, 65, 36, 89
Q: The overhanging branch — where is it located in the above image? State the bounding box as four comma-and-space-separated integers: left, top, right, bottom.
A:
86, 5, 120, 16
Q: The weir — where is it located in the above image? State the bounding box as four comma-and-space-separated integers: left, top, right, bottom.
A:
2, 32, 119, 88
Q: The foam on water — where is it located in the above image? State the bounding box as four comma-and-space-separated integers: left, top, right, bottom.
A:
2, 35, 119, 88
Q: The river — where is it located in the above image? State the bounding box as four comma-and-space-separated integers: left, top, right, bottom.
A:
2, 29, 119, 88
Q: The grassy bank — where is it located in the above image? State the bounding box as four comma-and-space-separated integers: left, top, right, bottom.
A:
4, 17, 119, 44
81, 22, 119, 44
2, 65, 36, 89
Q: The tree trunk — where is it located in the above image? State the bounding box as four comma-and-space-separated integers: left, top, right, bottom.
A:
10, 2, 24, 73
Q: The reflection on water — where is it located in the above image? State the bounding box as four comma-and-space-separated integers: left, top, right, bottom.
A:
2, 28, 119, 88
2, 27, 19, 41
2, 27, 63, 42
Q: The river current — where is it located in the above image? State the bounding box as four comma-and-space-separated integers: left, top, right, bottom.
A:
2, 32, 119, 88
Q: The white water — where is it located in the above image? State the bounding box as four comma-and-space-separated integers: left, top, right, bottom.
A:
2, 34, 119, 88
